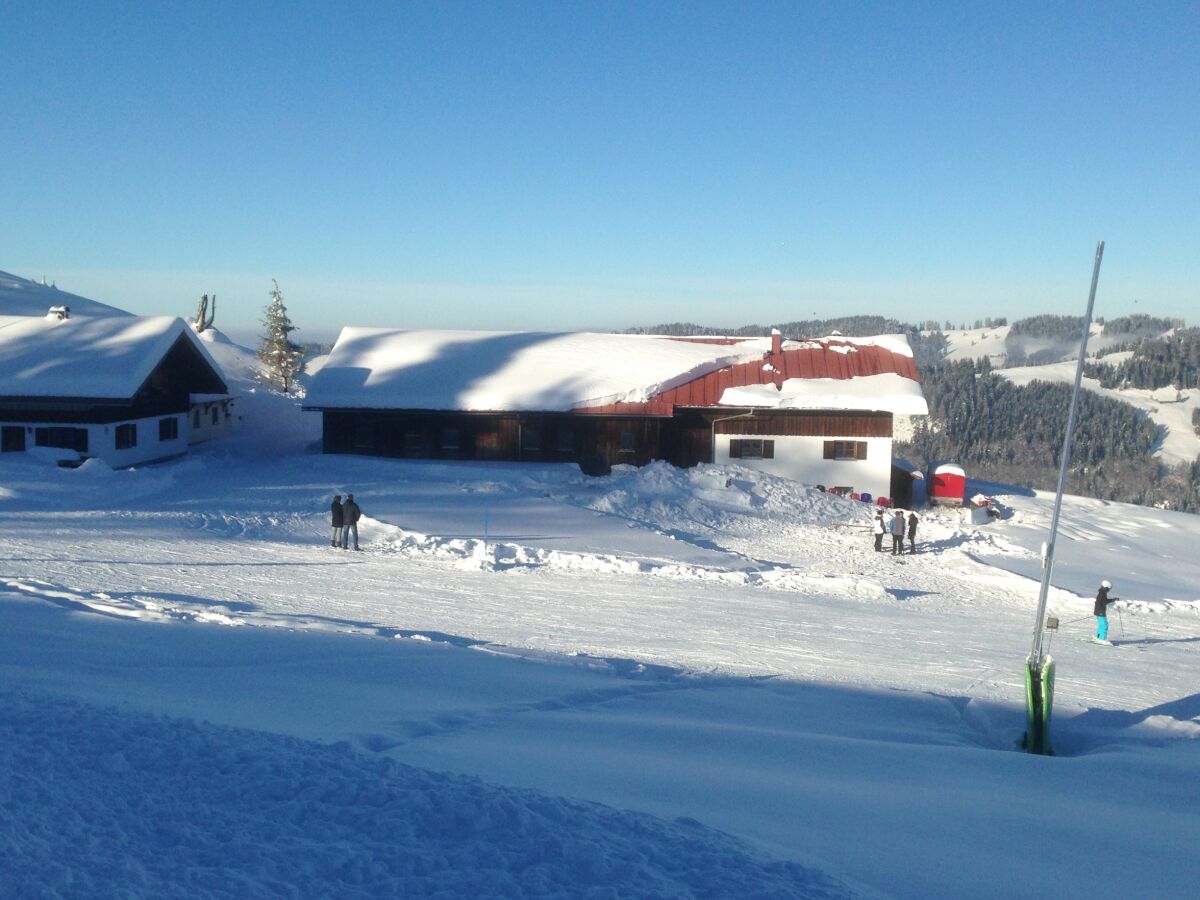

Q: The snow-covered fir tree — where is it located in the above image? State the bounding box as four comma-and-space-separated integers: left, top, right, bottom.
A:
257, 280, 304, 393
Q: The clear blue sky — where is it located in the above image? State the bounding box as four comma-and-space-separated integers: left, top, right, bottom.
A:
2, 1, 1197, 343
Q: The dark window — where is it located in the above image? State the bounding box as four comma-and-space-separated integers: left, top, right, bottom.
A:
2, 426, 26, 453
159, 417, 179, 441
403, 431, 425, 453
823, 440, 867, 461
618, 430, 635, 452
730, 438, 774, 460
556, 428, 574, 453
353, 424, 375, 451
521, 428, 540, 452
192, 410, 200, 428
211, 407, 219, 425
35, 427, 88, 453
115, 423, 137, 450
441, 427, 460, 451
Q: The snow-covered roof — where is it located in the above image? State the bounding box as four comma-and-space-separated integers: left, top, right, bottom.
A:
0, 270, 131, 318
0, 314, 226, 400
719, 373, 928, 414
931, 462, 966, 476
304, 329, 762, 411
305, 328, 926, 415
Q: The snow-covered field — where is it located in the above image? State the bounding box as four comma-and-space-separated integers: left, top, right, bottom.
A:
936, 322, 1155, 369
3, 339, 1199, 898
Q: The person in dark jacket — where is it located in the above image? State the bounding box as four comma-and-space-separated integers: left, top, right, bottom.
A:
330, 495, 344, 548
341, 493, 362, 551
906, 511, 920, 554
1094, 580, 1120, 643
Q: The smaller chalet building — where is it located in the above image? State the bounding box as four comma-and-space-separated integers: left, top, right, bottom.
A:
304, 329, 928, 503
0, 311, 232, 467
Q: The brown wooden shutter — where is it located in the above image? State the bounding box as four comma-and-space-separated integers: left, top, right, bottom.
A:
857, 441, 868, 460
763, 440, 774, 459
729, 439, 742, 459
823, 440, 834, 459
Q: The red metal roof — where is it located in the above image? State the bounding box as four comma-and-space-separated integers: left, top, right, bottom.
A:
575, 338, 920, 416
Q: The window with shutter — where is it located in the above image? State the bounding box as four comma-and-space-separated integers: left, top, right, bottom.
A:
825, 440, 866, 460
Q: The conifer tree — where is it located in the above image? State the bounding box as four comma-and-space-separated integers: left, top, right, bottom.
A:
258, 279, 304, 393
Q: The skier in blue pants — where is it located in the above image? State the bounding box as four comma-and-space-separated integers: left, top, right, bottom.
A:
1094, 580, 1120, 644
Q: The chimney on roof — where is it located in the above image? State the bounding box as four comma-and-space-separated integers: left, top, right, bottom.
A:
770, 328, 782, 357
48, 305, 70, 320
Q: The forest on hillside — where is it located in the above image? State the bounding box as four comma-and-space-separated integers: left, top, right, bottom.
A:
892, 358, 1178, 506
1084, 327, 1200, 391
624, 316, 907, 340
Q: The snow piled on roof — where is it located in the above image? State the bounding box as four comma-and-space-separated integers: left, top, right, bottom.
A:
305, 329, 764, 411
789, 333, 915, 358
720, 372, 929, 414
0, 314, 223, 399
0, 270, 131, 318
306, 329, 923, 412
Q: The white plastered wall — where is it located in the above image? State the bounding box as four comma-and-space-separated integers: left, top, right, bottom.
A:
188, 400, 233, 445
715, 434, 894, 500
0, 414, 188, 468
100, 415, 189, 467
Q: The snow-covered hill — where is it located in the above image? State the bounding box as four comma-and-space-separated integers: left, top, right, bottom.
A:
0, 269, 131, 317
1, 380, 1198, 898
927, 319, 1199, 468
999, 361, 1200, 467
934, 320, 1173, 368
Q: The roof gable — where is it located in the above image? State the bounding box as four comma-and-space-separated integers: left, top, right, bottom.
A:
0, 314, 228, 401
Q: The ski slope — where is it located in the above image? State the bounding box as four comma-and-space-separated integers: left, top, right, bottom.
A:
2, 363, 1199, 899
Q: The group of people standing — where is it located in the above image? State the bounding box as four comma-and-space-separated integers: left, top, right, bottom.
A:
330, 494, 362, 550
873, 508, 919, 555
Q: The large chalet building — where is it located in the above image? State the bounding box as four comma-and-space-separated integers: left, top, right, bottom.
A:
0, 308, 232, 467
304, 328, 927, 504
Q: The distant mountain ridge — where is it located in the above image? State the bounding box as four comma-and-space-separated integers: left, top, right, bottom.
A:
0, 270, 131, 317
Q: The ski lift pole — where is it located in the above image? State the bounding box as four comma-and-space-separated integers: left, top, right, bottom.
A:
1023, 241, 1104, 755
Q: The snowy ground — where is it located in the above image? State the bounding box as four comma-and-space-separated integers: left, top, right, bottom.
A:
3, 368, 1199, 898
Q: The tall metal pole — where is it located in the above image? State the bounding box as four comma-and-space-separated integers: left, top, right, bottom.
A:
1029, 241, 1105, 667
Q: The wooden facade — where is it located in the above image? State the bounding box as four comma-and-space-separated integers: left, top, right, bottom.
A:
320, 407, 894, 475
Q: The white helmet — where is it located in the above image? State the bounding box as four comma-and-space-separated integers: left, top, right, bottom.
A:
1101, 580, 1112, 589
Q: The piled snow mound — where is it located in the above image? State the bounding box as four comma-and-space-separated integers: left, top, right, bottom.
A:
0, 688, 853, 900
581, 461, 873, 533
187, 328, 322, 458
194, 326, 268, 385
213, 387, 322, 458
367, 516, 890, 600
